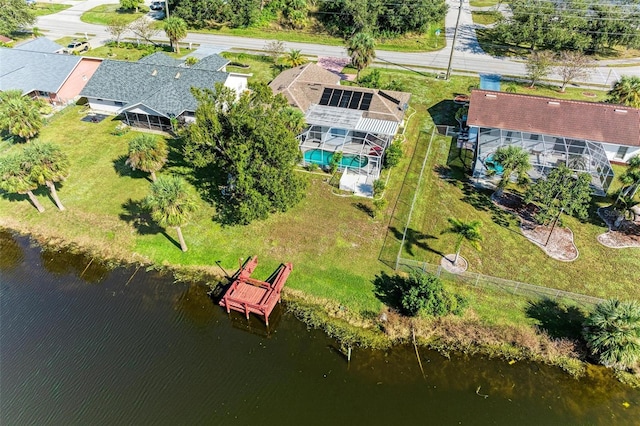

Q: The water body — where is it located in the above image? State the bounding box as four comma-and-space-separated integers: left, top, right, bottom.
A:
1, 230, 638, 425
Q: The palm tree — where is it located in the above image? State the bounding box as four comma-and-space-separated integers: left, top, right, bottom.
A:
282, 107, 306, 134
442, 217, 483, 266
617, 155, 640, 200
0, 153, 45, 212
280, 49, 307, 68
607, 76, 640, 108
144, 175, 197, 252
492, 145, 532, 196
583, 299, 640, 370
163, 16, 187, 54
125, 134, 168, 182
347, 32, 376, 80
0, 90, 43, 142
22, 142, 70, 211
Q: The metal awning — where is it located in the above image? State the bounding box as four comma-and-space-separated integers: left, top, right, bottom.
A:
306, 104, 362, 128
355, 118, 399, 136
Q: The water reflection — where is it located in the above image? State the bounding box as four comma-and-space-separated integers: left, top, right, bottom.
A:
40, 246, 109, 283
0, 229, 23, 269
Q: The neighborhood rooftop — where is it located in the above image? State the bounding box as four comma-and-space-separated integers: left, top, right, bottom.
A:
269, 63, 411, 124
0, 47, 82, 93
80, 54, 230, 117
13, 37, 63, 53
467, 89, 640, 147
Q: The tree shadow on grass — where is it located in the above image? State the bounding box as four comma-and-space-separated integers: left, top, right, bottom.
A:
112, 154, 150, 180
388, 226, 442, 257
427, 99, 458, 127
525, 298, 587, 340
373, 271, 408, 313
119, 198, 181, 250
460, 183, 519, 229
354, 202, 374, 218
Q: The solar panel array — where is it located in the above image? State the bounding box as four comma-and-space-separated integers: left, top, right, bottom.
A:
319, 88, 373, 111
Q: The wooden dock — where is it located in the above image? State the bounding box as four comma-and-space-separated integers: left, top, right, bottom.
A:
219, 257, 293, 326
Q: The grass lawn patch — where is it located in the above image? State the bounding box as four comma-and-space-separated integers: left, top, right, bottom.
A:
221, 52, 277, 84
470, 0, 499, 6
80, 4, 147, 26
31, 2, 71, 16
472, 11, 503, 26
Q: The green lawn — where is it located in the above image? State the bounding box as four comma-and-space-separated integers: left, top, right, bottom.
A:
80, 4, 147, 25
470, 0, 499, 6
472, 11, 503, 25
31, 2, 71, 16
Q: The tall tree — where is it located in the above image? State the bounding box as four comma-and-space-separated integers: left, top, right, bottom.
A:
130, 18, 160, 44
555, 51, 593, 93
607, 76, 640, 109
0, 0, 36, 36
347, 31, 376, 81
583, 299, 640, 370
281, 107, 306, 134
163, 16, 188, 53
0, 90, 43, 142
106, 17, 130, 48
442, 217, 483, 266
524, 165, 592, 226
185, 82, 306, 225
120, 0, 143, 12
22, 142, 70, 211
125, 134, 168, 182
0, 153, 45, 213
280, 49, 307, 68
144, 175, 197, 252
492, 145, 531, 196
525, 50, 554, 88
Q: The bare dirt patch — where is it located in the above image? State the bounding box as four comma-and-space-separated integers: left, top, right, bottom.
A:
440, 254, 468, 273
492, 193, 579, 262
597, 206, 640, 249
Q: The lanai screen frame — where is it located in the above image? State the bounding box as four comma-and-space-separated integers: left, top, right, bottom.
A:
297, 124, 393, 179
472, 127, 614, 195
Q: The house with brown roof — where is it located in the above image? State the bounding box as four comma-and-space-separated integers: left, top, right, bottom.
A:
270, 63, 411, 197
466, 89, 640, 195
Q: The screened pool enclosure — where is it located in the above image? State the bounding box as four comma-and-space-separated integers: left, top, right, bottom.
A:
472, 127, 615, 195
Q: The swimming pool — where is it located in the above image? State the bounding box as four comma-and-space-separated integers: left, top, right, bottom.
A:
303, 149, 368, 168
485, 155, 504, 174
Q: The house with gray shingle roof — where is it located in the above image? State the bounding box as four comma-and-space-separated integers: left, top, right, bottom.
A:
80, 53, 248, 132
269, 63, 411, 197
467, 89, 640, 195
0, 41, 102, 104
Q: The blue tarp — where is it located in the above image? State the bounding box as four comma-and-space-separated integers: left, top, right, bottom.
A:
480, 74, 501, 91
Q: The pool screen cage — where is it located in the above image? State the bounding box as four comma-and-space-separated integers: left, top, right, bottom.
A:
298, 124, 393, 179
472, 127, 615, 195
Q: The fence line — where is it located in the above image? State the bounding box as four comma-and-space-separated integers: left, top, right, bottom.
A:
395, 257, 605, 307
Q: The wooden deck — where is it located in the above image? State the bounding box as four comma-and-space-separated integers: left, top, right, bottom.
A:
219, 257, 293, 326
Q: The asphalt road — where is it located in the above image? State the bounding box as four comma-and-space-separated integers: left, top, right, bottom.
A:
37, 0, 640, 87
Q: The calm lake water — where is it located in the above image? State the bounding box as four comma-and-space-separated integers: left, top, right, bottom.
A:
1, 230, 638, 425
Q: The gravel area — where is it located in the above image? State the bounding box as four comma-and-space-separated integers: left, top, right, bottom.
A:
597, 206, 640, 249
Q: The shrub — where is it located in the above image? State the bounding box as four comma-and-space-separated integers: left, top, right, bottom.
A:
373, 179, 386, 197
358, 69, 381, 89
329, 152, 342, 174
400, 272, 467, 317
383, 142, 403, 168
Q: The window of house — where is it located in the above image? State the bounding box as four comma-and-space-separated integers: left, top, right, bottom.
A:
330, 128, 346, 137
615, 146, 628, 159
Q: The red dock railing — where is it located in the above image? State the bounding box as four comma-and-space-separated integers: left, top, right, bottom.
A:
219, 256, 293, 326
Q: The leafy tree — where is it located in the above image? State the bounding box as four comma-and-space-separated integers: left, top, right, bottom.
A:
0, 0, 35, 36
583, 299, 640, 370
264, 40, 285, 65
347, 31, 376, 81
120, 0, 143, 12
0, 153, 45, 212
106, 17, 130, 48
400, 272, 467, 317
328, 151, 342, 174
492, 145, 531, 196
607, 76, 640, 109
555, 51, 593, 92
22, 142, 70, 211
319, 0, 382, 37
442, 217, 483, 266
588, 5, 640, 54
614, 195, 639, 228
281, 0, 308, 29
144, 175, 198, 252
280, 49, 307, 68
125, 134, 168, 182
163, 16, 188, 53
357, 69, 381, 89
525, 50, 554, 88
174, 0, 230, 28
524, 165, 592, 226
383, 142, 402, 169
0, 90, 43, 142
185, 83, 307, 224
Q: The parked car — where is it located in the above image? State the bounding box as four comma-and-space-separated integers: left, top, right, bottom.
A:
149, 1, 164, 10
63, 41, 90, 54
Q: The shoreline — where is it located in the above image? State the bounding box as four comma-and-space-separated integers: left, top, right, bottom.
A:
3, 223, 638, 388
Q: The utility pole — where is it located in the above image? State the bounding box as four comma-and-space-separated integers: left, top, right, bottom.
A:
446, 0, 464, 80
165, 0, 170, 18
